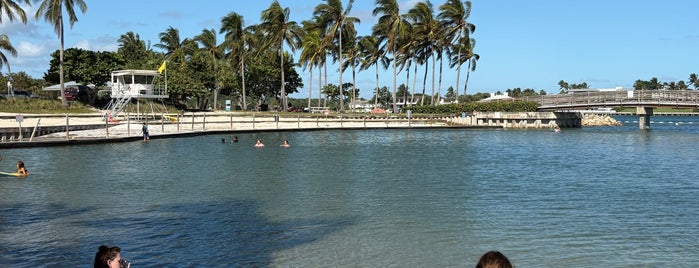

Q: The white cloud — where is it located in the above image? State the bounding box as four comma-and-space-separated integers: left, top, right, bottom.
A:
17, 41, 48, 57
72, 35, 118, 52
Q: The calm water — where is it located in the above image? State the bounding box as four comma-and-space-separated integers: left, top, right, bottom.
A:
1, 116, 699, 267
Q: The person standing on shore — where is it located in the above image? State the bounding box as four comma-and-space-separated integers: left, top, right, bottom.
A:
141, 122, 150, 142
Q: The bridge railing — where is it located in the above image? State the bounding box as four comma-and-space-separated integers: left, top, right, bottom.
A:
523, 90, 699, 109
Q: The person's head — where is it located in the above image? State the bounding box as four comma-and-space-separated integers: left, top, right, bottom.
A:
94, 245, 125, 268
16, 161, 24, 169
476, 251, 512, 268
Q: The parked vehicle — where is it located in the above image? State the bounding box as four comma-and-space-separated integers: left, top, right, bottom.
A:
63, 85, 96, 105
9, 90, 40, 98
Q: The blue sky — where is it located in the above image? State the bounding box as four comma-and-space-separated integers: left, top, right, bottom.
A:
1, 0, 698, 99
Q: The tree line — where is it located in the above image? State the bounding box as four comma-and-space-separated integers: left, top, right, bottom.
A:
0, 0, 480, 112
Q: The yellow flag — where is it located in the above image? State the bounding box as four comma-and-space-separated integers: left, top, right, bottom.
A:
158, 61, 166, 74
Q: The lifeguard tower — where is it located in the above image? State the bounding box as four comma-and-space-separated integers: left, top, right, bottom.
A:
104, 69, 168, 119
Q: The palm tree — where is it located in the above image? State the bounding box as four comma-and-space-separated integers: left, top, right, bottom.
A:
259, 1, 303, 111
194, 28, 224, 110
373, 0, 411, 113
0, 0, 29, 24
299, 29, 324, 110
689, 73, 699, 90
340, 30, 359, 112
302, 19, 331, 108
407, 0, 439, 105
438, 0, 475, 98
117, 31, 147, 69
313, 0, 360, 113
449, 37, 479, 97
220, 12, 254, 110
155, 26, 195, 66
357, 35, 388, 106
0, 34, 17, 75
35, 0, 87, 108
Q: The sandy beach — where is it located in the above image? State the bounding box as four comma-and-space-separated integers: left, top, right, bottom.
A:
0, 112, 451, 147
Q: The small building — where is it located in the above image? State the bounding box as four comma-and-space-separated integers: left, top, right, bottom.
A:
105, 70, 168, 118
110, 70, 167, 99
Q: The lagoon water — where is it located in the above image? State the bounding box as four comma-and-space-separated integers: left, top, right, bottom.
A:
1, 115, 699, 267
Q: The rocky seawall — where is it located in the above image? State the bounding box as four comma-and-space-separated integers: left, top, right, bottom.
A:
582, 114, 622, 126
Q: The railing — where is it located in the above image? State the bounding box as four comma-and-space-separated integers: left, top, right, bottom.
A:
522, 90, 699, 110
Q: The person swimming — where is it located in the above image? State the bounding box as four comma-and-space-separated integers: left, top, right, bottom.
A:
280, 140, 290, 147
16, 161, 29, 176
254, 139, 265, 147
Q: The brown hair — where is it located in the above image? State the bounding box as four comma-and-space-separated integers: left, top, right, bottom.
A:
476, 251, 513, 268
94, 245, 121, 268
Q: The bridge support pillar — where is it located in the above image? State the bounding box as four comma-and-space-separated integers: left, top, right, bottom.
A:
636, 106, 653, 129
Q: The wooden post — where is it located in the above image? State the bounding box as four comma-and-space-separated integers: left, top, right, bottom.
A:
161, 113, 165, 132
252, 113, 256, 129
230, 113, 233, 129
297, 114, 300, 128
105, 115, 109, 138
127, 112, 130, 137
191, 112, 195, 130
363, 116, 366, 128
29, 118, 41, 142
65, 114, 70, 140
203, 113, 206, 130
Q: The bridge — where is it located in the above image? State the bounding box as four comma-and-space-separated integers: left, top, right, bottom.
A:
522, 90, 699, 129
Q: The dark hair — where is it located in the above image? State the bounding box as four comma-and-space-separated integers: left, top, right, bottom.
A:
476, 251, 512, 268
94, 245, 121, 268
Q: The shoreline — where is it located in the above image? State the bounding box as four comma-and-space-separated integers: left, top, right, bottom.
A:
0, 112, 470, 148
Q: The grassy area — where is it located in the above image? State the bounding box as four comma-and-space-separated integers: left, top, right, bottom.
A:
0, 98, 96, 114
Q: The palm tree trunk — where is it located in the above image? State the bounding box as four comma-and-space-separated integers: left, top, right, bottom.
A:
464, 60, 471, 97
430, 53, 435, 105
338, 27, 344, 113
374, 63, 379, 106
456, 43, 462, 101
323, 60, 328, 107
438, 55, 443, 103
411, 62, 417, 105
351, 59, 356, 112
421, 59, 428, 106
308, 65, 313, 110
59, 16, 67, 108
392, 44, 397, 113
317, 64, 322, 107
280, 40, 287, 111
241, 56, 247, 110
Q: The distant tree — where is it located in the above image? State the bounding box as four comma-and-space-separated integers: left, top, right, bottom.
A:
259, 0, 303, 111
445, 86, 455, 101
117, 31, 148, 69
45, 48, 124, 87
539, 89, 547, 95
689, 73, 699, 90
676, 80, 689, 90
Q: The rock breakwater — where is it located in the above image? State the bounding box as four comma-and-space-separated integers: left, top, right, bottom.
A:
582, 114, 622, 126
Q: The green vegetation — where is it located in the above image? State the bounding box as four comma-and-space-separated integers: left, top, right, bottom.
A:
0, 98, 94, 114
409, 101, 538, 114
